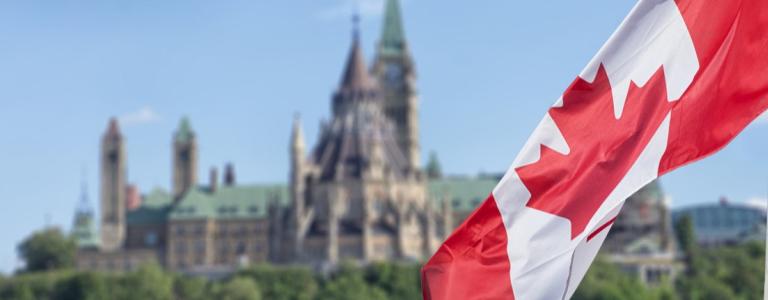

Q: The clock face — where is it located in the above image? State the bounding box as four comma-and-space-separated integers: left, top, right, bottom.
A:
385, 64, 403, 84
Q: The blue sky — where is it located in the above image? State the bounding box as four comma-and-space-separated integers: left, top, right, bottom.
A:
1, 0, 767, 273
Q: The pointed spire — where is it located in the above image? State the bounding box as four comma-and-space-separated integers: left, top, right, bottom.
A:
105, 117, 121, 138
78, 167, 91, 213
379, 0, 406, 57
73, 169, 99, 249
291, 113, 305, 150
175, 116, 195, 143
352, 11, 361, 40
339, 15, 375, 91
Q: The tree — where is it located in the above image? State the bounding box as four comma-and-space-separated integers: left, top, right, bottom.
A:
672, 240, 766, 299
53, 272, 108, 300
237, 264, 317, 300
365, 262, 421, 299
214, 277, 261, 300
17, 228, 76, 272
573, 258, 677, 300
674, 215, 703, 276
117, 263, 173, 300
174, 275, 209, 300
0, 270, 72, 300
1, 284, 35, 300
316, 262, 387, 300
426, 151, 443, 179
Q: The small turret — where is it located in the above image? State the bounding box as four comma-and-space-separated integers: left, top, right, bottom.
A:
73, 175, 99, 249
426, 151, 443, 179
224, 163, 236, 186
172, 117, 198, 200
290, 114, 308, 257
209, 167, 218, 193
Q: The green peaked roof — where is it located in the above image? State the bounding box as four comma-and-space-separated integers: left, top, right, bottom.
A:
170, 184, 288, 220
127, 188, 173, 225
379, 0, 406, 57
72, 210, 99, 249
175, 117, 195, 143
428, 177, 498, 212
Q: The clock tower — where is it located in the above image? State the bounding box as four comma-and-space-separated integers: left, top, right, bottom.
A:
100, 118, 126, 251
372, 0, 420, 170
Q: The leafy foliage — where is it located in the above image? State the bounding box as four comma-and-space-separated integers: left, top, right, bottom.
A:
316, 262, 387, 300
17, 228, 76, 272
573, 258, 678, 300
173, 275, 209, 300
213, 277, 262, 300
426, 151, 443, 179
52, 272, 109, 300
364, 262, 422, 299
117, 263, 174, 300
236, 264, 318, 300
675, 215, 704, 276
0, 245, 764, 300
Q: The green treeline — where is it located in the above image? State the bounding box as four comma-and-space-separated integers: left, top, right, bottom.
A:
574, 215, 765, 300
0, 262, 421, 300
3, 218, 765, 300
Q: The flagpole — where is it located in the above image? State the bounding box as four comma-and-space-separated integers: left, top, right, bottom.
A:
764, 182, 767, 300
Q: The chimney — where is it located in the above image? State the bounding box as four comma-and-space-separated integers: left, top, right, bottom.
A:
125, 184, 141, 211
224, 163, 236, 186
209, 167, 219, 193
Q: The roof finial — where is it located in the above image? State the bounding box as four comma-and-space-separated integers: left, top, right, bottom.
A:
80, 165, 88, 204
352, 10, 361, 41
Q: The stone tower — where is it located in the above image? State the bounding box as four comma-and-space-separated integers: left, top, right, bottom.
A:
100, 118, 126, 251
281, 20, 435, 265
172, 117, 198, 200
373, 0, 420, 169
289, 114, 310, 258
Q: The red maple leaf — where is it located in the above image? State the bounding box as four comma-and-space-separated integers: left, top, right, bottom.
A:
516, 64, 673, 239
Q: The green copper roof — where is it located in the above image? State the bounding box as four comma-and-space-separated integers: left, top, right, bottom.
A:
143, 188, 174, 208
175, 117, 195, 143
630, 179, 663, 200
170, 184, 288, 220
428, 177, 498, 212
379, 0, 406, 57
127, 188, 173, 225
72, 211, 99, 249
126, 177, 496, 224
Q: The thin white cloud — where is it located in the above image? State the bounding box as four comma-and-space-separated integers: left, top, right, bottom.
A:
316, 0, 386, 21
118, 106, 161, 126
744, 197, 768, 211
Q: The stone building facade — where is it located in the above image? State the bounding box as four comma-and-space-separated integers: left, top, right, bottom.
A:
73, 0, 677, 280
273, 13, 445, 265
602, 181, 680, 284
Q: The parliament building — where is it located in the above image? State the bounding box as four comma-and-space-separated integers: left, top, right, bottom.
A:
71, 0, 677, 282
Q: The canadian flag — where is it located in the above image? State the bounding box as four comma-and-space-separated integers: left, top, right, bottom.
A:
422, 0, 768, 299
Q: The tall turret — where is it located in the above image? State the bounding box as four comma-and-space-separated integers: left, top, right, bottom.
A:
290, 114, 308, 257
373, 0, 420, 170
74, 174, 99, 249
100, 118, 126, 251
290, 115, 306, 223
172, 117, 198, 200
